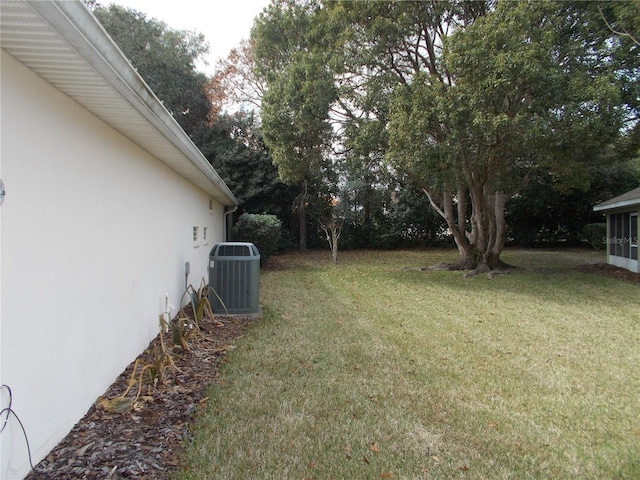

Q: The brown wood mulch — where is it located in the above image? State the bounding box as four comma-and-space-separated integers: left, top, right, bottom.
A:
26, 309, 257, 480
576, 262, 640, 283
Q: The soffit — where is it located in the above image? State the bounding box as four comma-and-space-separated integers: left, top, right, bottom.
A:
0, 1, 237, 206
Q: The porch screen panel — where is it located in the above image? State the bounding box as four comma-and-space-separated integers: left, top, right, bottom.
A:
609, 212, 637, 260
615, 213, 624, 256
632, 213, 638, 261
609, 215, 615, 255
622, 212, 630, 258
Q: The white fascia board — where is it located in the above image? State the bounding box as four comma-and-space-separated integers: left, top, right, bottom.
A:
27, 0, 238, 206
593, 199, 639, 212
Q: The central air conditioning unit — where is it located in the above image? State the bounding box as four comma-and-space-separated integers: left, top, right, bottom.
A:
208, 242, 260, 314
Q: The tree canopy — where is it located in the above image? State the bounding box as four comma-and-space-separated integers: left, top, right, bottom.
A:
193, 112, 297, 224
91, 3, 211, 137
252, 0, 340, 250
252, 0, 639, 268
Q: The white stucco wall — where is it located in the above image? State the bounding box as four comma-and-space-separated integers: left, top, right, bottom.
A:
0, 51, 226, 479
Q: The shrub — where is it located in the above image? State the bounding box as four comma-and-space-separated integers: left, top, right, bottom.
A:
582, 223, 607, 250
232, 213, 282, 265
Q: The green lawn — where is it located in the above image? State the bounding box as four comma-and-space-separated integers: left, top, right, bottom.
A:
177, 249, 639, 479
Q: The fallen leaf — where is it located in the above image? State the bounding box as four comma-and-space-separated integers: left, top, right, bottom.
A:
362, 455, 370, 464
75, 441, 94, 457
432, 455, 440, 463
99, 397, 134, 414
369, 442, 379, 453
381, 472, 395, 478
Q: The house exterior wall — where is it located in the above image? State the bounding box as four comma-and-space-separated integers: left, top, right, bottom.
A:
0, 51, 224, 478
605, 206, 639, 273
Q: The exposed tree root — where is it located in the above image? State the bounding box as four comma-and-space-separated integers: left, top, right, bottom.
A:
486, 269, 512, 279
405, 261, 516, 279
463, 264, 491, 278
464, 263, 516, 278
421, 262, 460, 271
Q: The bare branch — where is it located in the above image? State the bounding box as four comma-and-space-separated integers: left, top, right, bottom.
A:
598, 5, 640, 46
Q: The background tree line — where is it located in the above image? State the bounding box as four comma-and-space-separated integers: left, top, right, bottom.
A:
90, 1, 639, 261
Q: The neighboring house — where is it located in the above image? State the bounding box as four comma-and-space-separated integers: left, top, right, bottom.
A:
0, 1, 238, 478
593, 187, 640, 273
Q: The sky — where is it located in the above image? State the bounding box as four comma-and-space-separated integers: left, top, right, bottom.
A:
109, 0, 271, 75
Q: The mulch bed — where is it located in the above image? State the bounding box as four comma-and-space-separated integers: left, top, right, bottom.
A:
26, 309, 256, 480
576, 262, 640, 283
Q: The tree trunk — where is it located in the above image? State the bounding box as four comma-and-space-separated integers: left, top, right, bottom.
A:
484, 192, 509, 269
331, 229, 339, 264
297, 181, 308, 252
422, 186, 510, 273
474, 191, 509, 271
320, 215, 342, 264
442, 189, 476, 269
298, 196, 307, 252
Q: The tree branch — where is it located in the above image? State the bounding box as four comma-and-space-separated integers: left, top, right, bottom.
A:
598, 6, 640, 46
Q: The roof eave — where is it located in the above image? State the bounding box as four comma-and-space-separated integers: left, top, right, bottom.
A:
22, 1, 238, 206
593, 187, 640, 213
593, 199, 640, 212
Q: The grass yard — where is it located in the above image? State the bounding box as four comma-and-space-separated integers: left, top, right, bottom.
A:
177, 249, 639, 480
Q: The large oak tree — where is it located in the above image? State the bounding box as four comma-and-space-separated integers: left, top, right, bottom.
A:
253, 0, 638, 269
386, 0, 633, 270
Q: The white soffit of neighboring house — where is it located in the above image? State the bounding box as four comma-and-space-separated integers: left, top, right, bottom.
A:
0, 0, 237, 206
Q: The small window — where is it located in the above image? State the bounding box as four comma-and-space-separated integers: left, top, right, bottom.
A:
203, 227, 208, 241
193, 226, 199, 242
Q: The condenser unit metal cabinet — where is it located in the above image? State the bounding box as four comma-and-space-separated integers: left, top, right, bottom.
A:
208, 242, 260, 314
